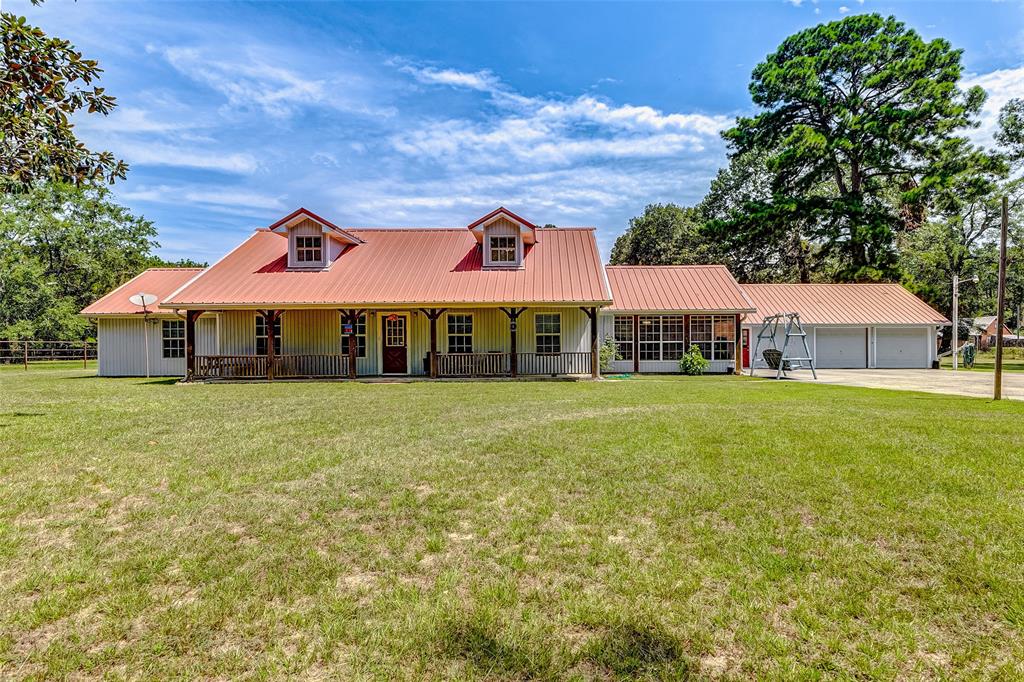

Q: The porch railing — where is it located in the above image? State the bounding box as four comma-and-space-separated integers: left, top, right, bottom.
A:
436, 352, 591, 377
437, 352, 511, 377
517, 352, 592, 376
192, 352, 590, 379
194, 354, 349, 379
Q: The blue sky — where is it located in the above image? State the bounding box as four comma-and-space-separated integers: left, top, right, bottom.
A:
13, 0, 1024, 262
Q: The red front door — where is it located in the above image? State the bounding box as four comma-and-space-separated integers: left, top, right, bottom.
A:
382, 315, 408, 374
742, 328, 750, 368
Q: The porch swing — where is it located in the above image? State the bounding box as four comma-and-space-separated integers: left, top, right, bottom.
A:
747, 312, 817, 380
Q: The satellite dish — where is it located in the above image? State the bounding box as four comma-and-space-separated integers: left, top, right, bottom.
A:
129, 292, 158, 308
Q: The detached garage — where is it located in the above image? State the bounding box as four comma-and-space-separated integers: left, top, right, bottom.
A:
741, 284, 949, 370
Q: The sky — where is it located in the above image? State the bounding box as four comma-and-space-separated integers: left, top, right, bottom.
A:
10, 0, 1024, 262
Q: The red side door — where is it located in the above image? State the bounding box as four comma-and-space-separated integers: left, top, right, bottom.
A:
382, 316, 408, 374
742, 328, 750, 368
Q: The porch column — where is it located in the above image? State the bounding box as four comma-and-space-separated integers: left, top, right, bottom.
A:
185, 309, 203, 381
500, 307, 526, 377
420, 308, 447, 379
262, 309, 282, 381
580, 306, 599, 379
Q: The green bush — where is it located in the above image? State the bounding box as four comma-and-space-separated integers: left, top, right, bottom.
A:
679, 344, 710, 375
599, 338, 619, 371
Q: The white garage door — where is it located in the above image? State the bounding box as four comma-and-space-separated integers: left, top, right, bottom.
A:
815, 328, 867, 368
876, 327, 928, 368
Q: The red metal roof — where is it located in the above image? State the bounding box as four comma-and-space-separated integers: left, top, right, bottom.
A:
741, 283, 950, 326
605, 265, 755, 313
162, 228, 610, 308
80, 268, 205, 315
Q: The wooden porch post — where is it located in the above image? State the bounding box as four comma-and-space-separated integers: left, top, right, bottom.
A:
501, 307, 526, 377
263, 309, 281, 381
185, 310, 202, 381
419, 308, 446, 379
580, 306, 599, 378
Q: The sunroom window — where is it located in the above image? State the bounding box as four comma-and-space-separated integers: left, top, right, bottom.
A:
613, 315, 633, 361
690, 315, 735, 361
638, 315, 684, 361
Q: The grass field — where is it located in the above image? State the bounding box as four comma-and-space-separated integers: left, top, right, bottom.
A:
2, 369, 1024, 679
941, 349, 1024, 372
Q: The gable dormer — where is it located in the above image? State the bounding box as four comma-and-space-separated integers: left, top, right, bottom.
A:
467, 207, 537, 269
267, 208, 363, 270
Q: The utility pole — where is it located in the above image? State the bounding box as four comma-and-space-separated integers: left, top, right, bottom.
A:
953, 273, 959, 371
994, 196, 1008, 400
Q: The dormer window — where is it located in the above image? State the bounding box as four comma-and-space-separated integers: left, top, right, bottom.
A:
468, 207, 537, 269
489, 236, 517, 264
296, 236, 322, 264
267, 208, 364, 270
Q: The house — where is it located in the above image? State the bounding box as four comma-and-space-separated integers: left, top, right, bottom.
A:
740, 284, 948, 369
81, 207, 951, 379
969, 316, 1016, 350
83, 208, 614, 379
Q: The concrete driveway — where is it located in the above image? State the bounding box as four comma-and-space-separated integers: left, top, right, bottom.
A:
749, 368, 1024, 401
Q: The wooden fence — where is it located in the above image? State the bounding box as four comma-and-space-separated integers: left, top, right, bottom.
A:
0, 340, 97, 368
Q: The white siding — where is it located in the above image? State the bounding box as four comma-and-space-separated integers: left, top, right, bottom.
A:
97, 316, 213, 377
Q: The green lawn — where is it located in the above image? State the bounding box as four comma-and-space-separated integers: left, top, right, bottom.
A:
940, 350, 1024, 372
2, 370, 1023, 679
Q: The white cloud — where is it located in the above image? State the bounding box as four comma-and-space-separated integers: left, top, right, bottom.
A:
110, 141, 259, 174
839, 6, 851, 14
388, 69, 728, 171
399, 65, 502, 92
119, 185, 285, 212
786, 0, 804, 6
152, 45, 394, 120
963, 65, 1024, 147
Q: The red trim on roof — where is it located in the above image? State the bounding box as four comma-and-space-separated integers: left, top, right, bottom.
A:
467, 207, 537, 230
267, 208, 363, 243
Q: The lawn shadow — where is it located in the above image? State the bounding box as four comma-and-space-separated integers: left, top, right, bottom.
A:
438, 608, 689, 680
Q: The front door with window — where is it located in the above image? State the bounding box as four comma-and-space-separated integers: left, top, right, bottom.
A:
382, 315, 408, 374
742, 328, 750, 368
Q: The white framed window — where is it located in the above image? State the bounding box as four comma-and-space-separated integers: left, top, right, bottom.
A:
255, 314, 282, 355
162, 319, 185, 359
341, 313, 367, 358
535, 313, 561, 354
489, 235, 517, 264
638, 315, 685, 361
690, 315, 735, 361
295, 235, 323, 264
613, 315, 633, 361
447, 313, 473, 354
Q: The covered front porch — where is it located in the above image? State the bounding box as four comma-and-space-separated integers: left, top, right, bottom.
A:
182, 305, 601, 381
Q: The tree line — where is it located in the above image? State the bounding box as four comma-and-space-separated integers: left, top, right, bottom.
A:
0, 3, 199, 340
1, 9, 1021, 342
611, 15, 1023, 343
